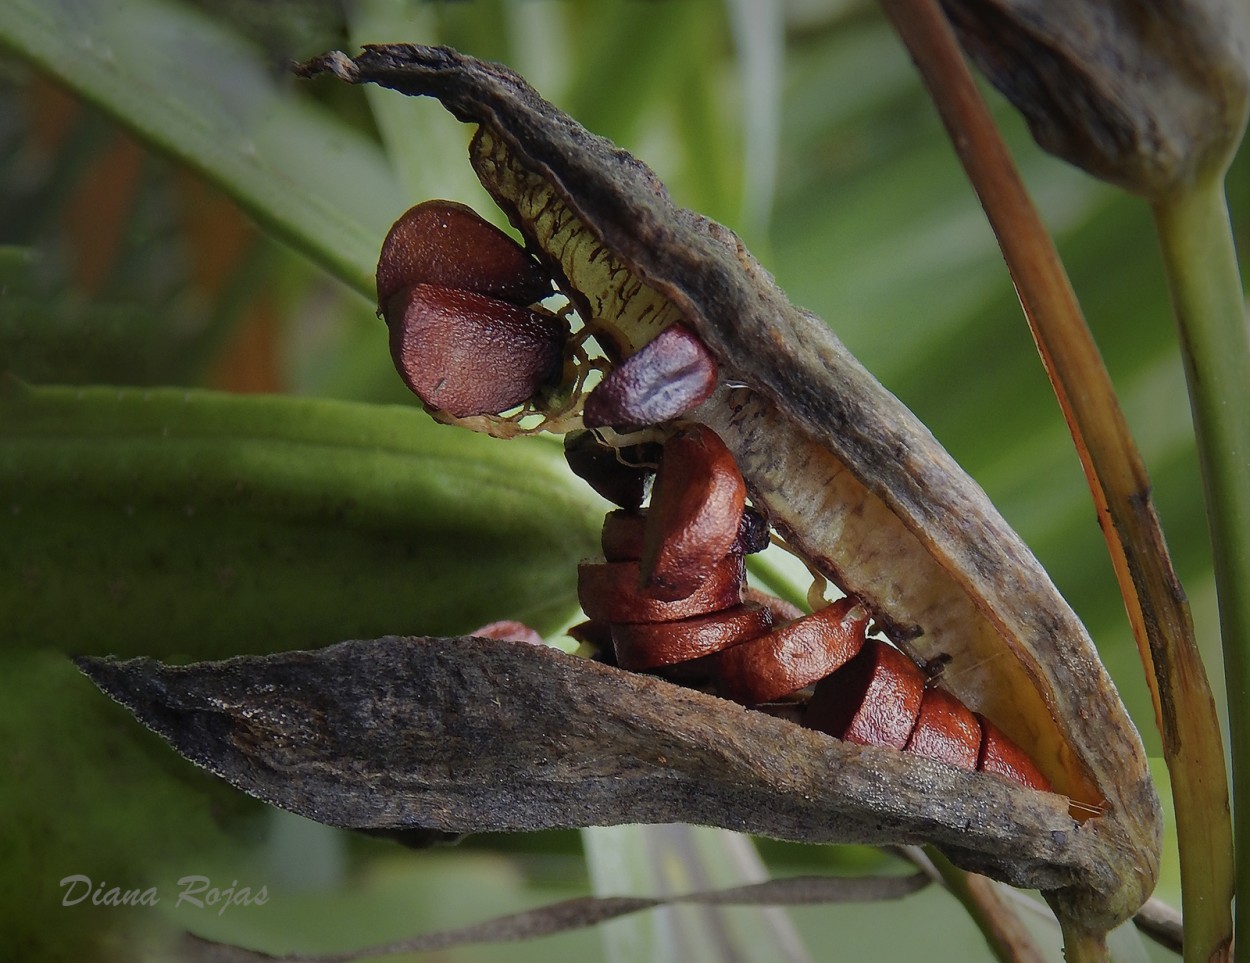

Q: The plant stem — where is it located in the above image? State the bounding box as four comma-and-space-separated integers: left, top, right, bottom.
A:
876, 1, 1234, 958
921, 847, 1049, 963
1152, 180, 1250, 961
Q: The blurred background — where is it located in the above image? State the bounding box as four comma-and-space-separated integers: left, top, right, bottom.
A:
1, 0, 1245, 960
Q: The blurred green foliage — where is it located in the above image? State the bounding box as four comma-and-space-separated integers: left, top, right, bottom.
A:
1, 0, 1244, 960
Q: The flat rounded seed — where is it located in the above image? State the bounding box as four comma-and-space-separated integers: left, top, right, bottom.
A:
582, 323, 718, 430
376, 200, 551, 310
601, 509, 648, 561
742, 587, 805, 626
903, 686, 981, 770
604, 507, 768, 563
577, 555, 744, 625
469, 620, 545, 646
612, 603, 773, 670
978, 716, 1053, 791
804, 638, 926, 750
564, 431, 655, 510
642, 425, 746, 601
717, 597, 868, 706
735, 506, 771, 555
387, 283, 565, 417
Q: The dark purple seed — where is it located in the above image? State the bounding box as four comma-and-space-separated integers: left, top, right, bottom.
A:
582, 324, 718, 430
563, 431, 657, 510
734, 506, 771, 555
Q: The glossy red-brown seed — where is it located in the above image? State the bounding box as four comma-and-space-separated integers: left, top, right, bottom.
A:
804, 638, 926, 750
978, 716, 1053, 791
641, 425, 747, 601
582, 323, 719, 430
603, 506, 768, 564
742, 587, 805, 626
601, 509, 648, 561
387, 283, 566, 417
564, 432, 656, 511
717, 597, 869, 706
469, 620, 546, 646
376, 200, 551, 311
612, 603, 774, 670
735, 506, 771, 555
903, 686, 981, 770
577, 555, 745, 625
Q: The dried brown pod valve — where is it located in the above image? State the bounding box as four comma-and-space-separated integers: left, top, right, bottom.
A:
582, 323, 719, 430
376, 199, 551, 310
388, 283, 566, 418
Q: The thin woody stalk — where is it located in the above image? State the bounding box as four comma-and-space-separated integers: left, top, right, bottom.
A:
1151, 179, 1250, 959
921, 848, 1048, 963
876, 0, 1234, 958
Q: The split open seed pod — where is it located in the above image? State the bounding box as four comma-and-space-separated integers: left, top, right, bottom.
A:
81, 43, 1160, 944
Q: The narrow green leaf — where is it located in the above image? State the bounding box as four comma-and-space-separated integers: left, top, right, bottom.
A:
1, 384, 603, 657
0, 0, 405, 295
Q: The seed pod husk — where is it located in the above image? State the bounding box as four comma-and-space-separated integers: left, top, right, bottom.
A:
293, 44, 1161, 933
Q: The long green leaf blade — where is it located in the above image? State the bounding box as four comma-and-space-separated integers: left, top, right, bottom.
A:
1, 384, 602, 657
0, 0, 404, 294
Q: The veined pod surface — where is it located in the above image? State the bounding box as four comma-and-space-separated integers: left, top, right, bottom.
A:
284, 45, 1156, 934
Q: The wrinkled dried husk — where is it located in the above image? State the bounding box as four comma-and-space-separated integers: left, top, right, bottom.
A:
78, 638, 1119, 907
294, 44, 1157, 932
941, 0, 1250, 196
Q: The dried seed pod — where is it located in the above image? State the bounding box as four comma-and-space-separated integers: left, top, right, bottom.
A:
717, 597, 869, 706
805, 639, 927, 750
577, 555, 744, 625
388, 283, 565, 417
612, 603, 773, 670
295, 47, 1163, 934
641, 425, 746, 601
582, 323, 719, 430
376, 199, 551, 310
563, 431, 655, 510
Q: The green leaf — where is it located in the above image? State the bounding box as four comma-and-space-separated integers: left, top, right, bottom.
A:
1, 384, 603, 657
0, 0, 404, 295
